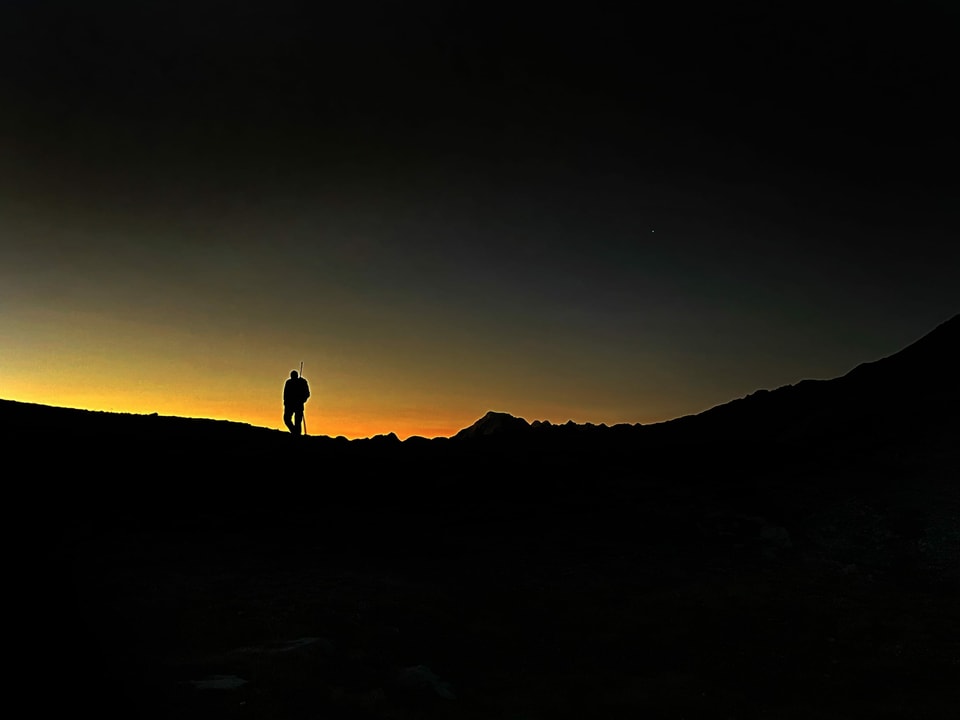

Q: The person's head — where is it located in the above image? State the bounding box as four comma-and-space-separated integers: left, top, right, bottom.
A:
290, 370, 299, 379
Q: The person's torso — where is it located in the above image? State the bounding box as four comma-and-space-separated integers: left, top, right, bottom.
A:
285, 378, 308, 403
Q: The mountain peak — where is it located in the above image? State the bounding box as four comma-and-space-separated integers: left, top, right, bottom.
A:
453, 411, 530, 440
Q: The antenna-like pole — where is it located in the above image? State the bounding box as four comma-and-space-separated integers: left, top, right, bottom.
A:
300, 361, 307, 436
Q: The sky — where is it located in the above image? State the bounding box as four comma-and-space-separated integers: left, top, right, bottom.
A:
2, 1, 958, 439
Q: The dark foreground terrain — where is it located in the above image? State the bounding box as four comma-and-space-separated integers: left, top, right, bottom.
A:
7, 315, 959, 719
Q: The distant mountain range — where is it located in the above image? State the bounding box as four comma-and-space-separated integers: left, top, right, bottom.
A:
3, 314, 957, 454
455, 313, 959, 450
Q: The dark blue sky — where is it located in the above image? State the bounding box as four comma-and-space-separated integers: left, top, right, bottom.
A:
2, 1, 958, 437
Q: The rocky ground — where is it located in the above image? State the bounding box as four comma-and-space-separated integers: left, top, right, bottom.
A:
47, 454, 959, 720
10, 316, 959, 717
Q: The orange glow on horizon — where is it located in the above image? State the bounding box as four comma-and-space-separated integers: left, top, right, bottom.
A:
3, 300, 833, 441
2, 382, 680, 441
0, 388, 467, 440
0, 304, 687, 439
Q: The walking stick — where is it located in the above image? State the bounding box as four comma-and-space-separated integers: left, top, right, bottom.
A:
300, 361, 308, 436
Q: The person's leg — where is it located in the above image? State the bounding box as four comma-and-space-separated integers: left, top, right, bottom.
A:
283, 407, 296, 433
293, 408, 304, 435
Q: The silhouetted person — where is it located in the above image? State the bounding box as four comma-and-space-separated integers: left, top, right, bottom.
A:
283, 370, 310, 435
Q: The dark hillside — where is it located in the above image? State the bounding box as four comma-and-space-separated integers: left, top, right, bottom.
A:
4, 314, 959, 719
